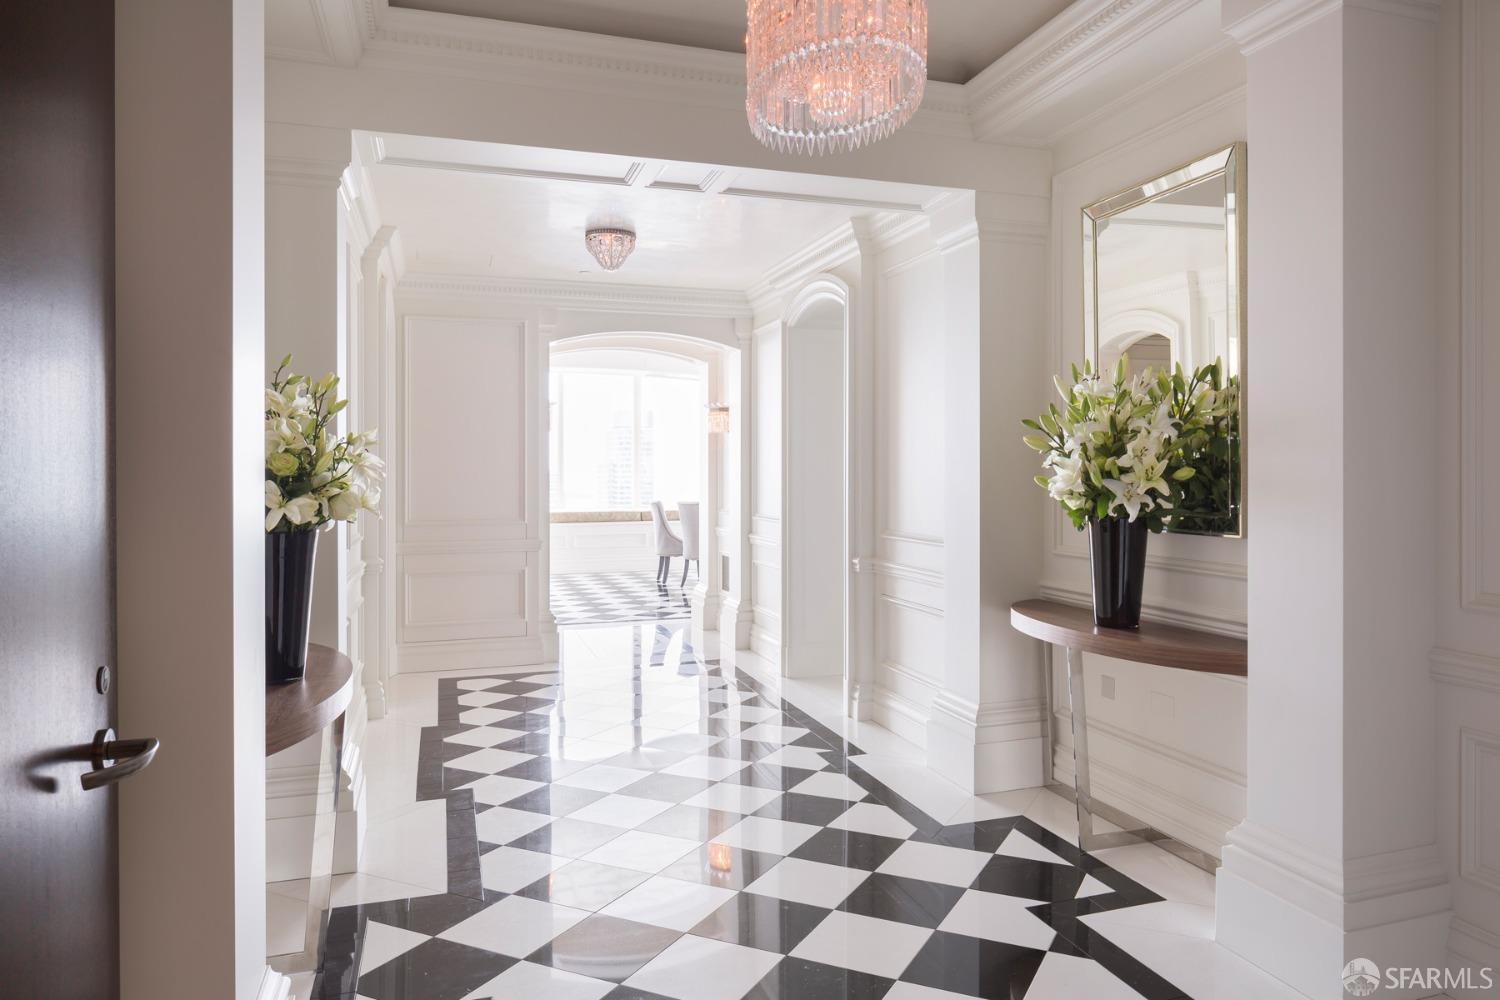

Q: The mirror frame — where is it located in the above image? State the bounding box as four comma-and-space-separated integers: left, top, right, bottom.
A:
1082, 142, 1247, 538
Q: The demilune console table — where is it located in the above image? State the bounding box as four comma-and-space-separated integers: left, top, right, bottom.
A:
1009, 598, 1247, 873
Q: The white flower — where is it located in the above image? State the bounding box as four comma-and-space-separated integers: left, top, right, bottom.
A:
1122, 456, 1171, 497
265, 481, 320, 531
1103, 477, 1156, 521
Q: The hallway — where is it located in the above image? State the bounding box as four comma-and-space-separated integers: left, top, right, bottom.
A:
295, 624, 1298, 1000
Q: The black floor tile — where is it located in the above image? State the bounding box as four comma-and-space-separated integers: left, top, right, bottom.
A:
898, 931, 1046, 1000
527, 914, 683, 984
689, 892, 830, 953
753, 792, 853, 827
357, 937, 515, 1000
839, 872, 965, 928
742, 957, 895, 1000
790, 829, 905, 871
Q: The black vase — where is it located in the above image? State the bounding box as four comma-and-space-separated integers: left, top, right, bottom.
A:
1088, 516, 1148, 629
266, 529, 320, 684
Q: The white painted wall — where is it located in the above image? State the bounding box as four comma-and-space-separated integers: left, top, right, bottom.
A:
549, 522, 658, 575
1040, 49, 1250, 858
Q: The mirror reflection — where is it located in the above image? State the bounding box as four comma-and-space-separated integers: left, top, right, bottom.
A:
1083, 144, 1246, 537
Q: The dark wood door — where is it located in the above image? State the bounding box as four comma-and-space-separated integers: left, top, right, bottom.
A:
0, 6, 120, 998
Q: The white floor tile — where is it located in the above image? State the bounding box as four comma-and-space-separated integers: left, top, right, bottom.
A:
995, 828, 1073, 868
682, 783, 781, 815
743, 857, 870, 908
787, 771, 868, 801
737, 723, 810, 744
556, 764, 655, 793
566, 793, 676, 829
444, 746, 535, 774
358, 800, 450, 894
789, 910, 932, 980
1022, 952, 1155, 999
440, 894, 590, 958
883, 983, 975, 1000
662, 755, 752, 781
1077, 874, 1112, 898
826, 802, 917, 840
358, 920, 429, 975
475, 805, 556, 845
459, 706, 520, 726
937, 890, 1055, 950
755, 746, 835, 771
1079, 899, 1305, 1000
624, 934, 781, 1000
480, 846, 569, 893
877, 840, 991, 888
580, 830, 700, 873
710, 816, 822, 856
599, 874, 737, 931
443, 725, 519, 749
328, 872, 443, 907
459, 960, 614, 1000
462, 774, 546, 806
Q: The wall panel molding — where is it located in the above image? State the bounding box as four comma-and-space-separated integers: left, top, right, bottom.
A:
1431, 646, 1500, 696
1460, 726, 1500, 893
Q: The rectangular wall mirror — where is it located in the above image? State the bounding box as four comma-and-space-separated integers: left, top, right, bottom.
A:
1083, 142, 1246, 537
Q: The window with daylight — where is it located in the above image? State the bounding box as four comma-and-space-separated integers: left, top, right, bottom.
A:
549, 366, 702, 512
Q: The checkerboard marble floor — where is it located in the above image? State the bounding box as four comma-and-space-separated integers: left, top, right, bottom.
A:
550, 572, 693, 627
300, 622, 1294, 1000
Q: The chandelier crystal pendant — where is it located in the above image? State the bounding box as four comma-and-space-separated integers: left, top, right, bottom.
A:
585, 227, 637, 271
746, 0, 928, 156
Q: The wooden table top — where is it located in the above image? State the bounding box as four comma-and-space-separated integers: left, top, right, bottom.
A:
266, 643, 354, 756
1010, 598, 1246, 676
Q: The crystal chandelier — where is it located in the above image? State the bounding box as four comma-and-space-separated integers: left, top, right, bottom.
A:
584, 228, 637, 271
746, 0, 928, 156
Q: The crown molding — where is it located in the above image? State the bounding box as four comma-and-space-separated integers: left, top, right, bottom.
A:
964, 0, 1207, 141
396, 272, 751, 318
1222, 0, 1437, 56
272, 0, 1229, 148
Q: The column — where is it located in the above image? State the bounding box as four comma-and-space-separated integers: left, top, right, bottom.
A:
926, 191, 1051, 794
1216, 2, 1448, 996
691, 351, 725, 651
719, 319, 757, 664
847, 221, 880, 721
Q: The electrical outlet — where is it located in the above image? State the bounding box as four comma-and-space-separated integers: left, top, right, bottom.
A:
1100, 674, 1116, 700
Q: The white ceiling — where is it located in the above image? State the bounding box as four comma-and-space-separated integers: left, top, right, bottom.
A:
387, 0, 1076, 84
365, 133, 949, 290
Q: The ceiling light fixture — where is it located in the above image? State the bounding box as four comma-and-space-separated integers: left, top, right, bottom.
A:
745, 0, 928, 156
584, 227, 637, 271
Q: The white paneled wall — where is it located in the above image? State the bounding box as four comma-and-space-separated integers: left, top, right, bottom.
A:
871, 232, 947, 746
393, 312, 551, 671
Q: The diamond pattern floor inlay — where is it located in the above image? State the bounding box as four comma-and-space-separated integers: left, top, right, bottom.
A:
550, 572, 692, 627
310, 622, 1195, 1000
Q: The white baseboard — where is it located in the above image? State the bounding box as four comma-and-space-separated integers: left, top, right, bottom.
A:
872, 685, 929, 749
749, 624, 781, 669
926, 691, 1045, 794
257, 966, 293, 1000
1218, 822, 1453, 1000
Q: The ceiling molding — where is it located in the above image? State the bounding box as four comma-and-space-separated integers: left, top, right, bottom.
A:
964, 0, 1208, 141
396, 272, 752, 317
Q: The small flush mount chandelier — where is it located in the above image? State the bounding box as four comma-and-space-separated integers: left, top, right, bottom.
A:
585, 227, 637, 271
745, 0, 928, 156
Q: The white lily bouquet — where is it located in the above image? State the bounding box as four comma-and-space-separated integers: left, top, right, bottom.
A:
1023, 359, 1238, 533
265, 355, 384, 532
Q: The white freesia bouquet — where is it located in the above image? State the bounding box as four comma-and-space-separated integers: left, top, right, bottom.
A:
1024, 359, 1237, 533
265, 355, 384, 532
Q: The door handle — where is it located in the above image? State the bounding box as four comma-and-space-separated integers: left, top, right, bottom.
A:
81, 728, 159, 790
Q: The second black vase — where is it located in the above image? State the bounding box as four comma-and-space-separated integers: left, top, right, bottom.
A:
1088, 516, 1148, 629
266, 528, 320, 684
